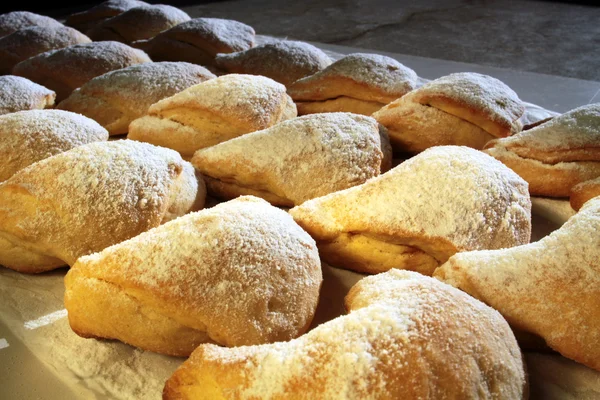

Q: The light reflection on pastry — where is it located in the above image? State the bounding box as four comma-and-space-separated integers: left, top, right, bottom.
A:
434, 196, 600, 372
484, 103, 600, 197
64, 196, 322, 356
192, 113, 388, 207
0, 75, 55, 115
163, 270, 527, 400
289, 146, 531, 275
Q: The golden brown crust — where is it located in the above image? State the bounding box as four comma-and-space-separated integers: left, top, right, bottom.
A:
295, 96, 386, 116
0, 75, 55, 115
570, 177, 600, 211
65, 0, 150, 33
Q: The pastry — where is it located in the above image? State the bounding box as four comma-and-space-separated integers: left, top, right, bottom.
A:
192, 113, 388, 207
287, 53, 418, 116
0, 140, 205, 273
132, 17, 255, 67
0, 11, 63, 37
434, 196, 600, 371
128, 74, 296, 157
570, 176, 600, 211
484, 103, 600, 197
64, 196, 322, 356
12, 41, 151, 102
215, 40, 332, 87
58, 62, 215, 135
0, 109, 108, 181
0, 25, 91, 75
86, 4, 190, 44
373, 72, 524, 153
164, 269, 527, 400
289, 145, 531, 275
0, 75, 55, 115
65, 0, 150, 34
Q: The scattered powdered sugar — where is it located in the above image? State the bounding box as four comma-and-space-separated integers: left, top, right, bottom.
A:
215, 40, 332, 87
193, 112, 383, 205
0, 75, 55, 115
0, 11, 63, 37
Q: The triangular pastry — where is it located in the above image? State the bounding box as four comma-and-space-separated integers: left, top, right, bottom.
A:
192, 112, 389, 207
373, 72, 524, 153
0, 11, 63, 38
163, 270, 527, 399
65, 0, 150, 33
484, 103, 600, 197
289, 146, 531, 275
287, 53, 418, 116
128, 74, 297, 157
434, 196, 600, 371
0, 109, 108, 181
0, 75, 55, 115
0, 140, 205, 273
64, 196, 322, 356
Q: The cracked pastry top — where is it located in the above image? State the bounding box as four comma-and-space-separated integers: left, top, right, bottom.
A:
0, 75, 55, 115
64, 196, 322, 357
128, 74, 296, 157
66, 0, 150, 34
484, 103, 600, 197
374, 72, 525, 153
133, 17, 255, 67
289, 145, 531, 276
287, 52, 418, 116
0, 11, 63, 38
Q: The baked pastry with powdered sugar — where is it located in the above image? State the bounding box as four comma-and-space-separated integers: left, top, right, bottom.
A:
215, 40, 332, 87
66, 0, 150, 34
288, 53, 418, 116
86, 4, 190, 44
192, 113, 391, 207
570, 176, 600, 211
128, 74, 296, 157
58, 62, 215, 135
484, 103, 600, 197
0, 11, 63, 38
290, 146, 531, 275
133, 17, 255, 67
0, 140, 205, 273
164, 269, 527, 399
0, 75, 55, 115
64, 196, 322, 356
374, 72, 524, 153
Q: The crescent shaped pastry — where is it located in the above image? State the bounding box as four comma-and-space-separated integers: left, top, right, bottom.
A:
66, 0, 150, 33
86, 4, 190, 44
0, 75, 55, 115
215, 40, 332, 87
192, 113, 388, 207
128, 74, 296, 157
12, 41, 151, 102
570, 176, 600, 211
289, 146, 531, 275
64, 196, 322, 356
484, 103, 600, 197
163, 269, 527, 400
0, 140, 205, 273
0, 11, 63, 37
373, 72, 524, 153
0, 26, 90, 75
0, 109, 108, 181
287, 53, 418, 116
132, 18, 255, 67
434, 196, 600, 371
58, 62, 215, 135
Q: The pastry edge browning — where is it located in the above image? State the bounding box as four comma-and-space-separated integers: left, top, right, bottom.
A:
295, 96, 386, 116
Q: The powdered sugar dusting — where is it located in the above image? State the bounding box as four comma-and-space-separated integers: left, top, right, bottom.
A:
66, 0, 150, 30
0, 75, 55, 115
0, 11, 63, 37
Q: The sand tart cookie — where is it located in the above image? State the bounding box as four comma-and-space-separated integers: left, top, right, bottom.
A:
87, 4, 190, 44
12, 41, 151, 102
0, 75, 55, 115
133, 17, 255, 67
287, 53, 417, 116
435, 196, 600, 371
0, 140, 205, 273
58, 62, 215, 135
64, 196, 322, 356
192, 113, 387, 207
215, 40, 332, 87
66, 0, 149, 34
374, 72, 524, 153
128, 74, 296, 157
484, 103, 600, 197
570, 176, 600, 211
289, 146, 531, 276
0, 11, 63, 38
164, 269, 526, 400
0, 109, 108, 181
0, 26, 91, 75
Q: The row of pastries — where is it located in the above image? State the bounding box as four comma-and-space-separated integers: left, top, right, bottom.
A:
1, 1, 599, 399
